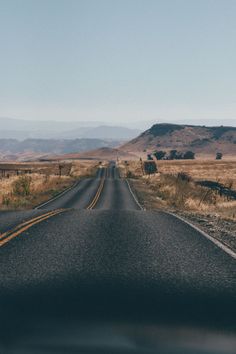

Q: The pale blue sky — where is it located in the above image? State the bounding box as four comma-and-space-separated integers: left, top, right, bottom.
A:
0, 0, 236, 125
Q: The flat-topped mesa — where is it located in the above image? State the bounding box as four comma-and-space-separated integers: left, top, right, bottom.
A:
120, 123, 236, 156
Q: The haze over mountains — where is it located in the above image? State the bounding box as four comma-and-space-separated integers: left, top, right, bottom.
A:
0, 117, 142, 160
0, 117, 141, 140
0, 117, 236, 160
0, 138, 121, 160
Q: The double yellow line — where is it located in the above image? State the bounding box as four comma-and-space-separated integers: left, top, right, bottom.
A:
0, 209, 66, 247
86, 177, 105, 210
0, 169, 107, 247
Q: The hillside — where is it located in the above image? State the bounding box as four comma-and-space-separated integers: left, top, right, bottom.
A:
121, 123, 236, 157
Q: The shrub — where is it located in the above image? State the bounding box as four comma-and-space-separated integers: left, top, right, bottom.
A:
153, 150, 166, 160
183, 151, 195, 159
169, 150, 178, 160
216, 152, 223, 160
177, 172, 192, 182
12, 175, 32, 196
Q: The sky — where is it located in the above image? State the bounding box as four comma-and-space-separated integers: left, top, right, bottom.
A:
0, 0, 236, 126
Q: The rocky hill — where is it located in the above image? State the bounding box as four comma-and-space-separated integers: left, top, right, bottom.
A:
121, 123, 236, 157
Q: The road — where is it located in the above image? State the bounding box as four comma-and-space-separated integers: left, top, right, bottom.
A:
0, 162, 236, 353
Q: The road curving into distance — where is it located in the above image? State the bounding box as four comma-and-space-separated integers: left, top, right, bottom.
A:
0, 161, 236, 353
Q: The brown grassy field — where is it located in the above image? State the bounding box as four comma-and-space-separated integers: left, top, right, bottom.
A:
120, 159, 236, 188
0, 160, 99, 210
119, 159, 236, 221
157, 160, 236, 189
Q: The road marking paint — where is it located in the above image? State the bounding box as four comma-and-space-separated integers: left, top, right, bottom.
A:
0, 210, 59, 240
126, 179, 144, 210
0, 209, 66, 247
34, 180, 80, 209
167, 212, 236, 260
86, 175, 106, 210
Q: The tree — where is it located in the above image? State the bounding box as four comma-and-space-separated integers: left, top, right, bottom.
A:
144, 161, 157, 175
176, 151, 184, 159
216, 152, 223, 160
183, 151, 195, 160
169, 150, 178, 160
147, 154, 153, 160
153, 150, 166, 160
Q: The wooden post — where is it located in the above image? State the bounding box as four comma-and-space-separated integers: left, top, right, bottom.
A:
140, 157, 144, 176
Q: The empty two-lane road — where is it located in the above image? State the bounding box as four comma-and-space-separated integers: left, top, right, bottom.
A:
0, 162, 236, 353
37, 165, 108, 210
36, 163, 140, 211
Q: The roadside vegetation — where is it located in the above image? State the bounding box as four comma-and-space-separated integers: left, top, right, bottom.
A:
119, 159, 236, 250
0, 160, 99, 210
119, 159, 236, 218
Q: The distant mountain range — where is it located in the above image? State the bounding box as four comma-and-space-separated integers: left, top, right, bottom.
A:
0, 117, 141, 140
0, 138, 121, 161
1, 120, 236, 161
121, 123, 236, 156
57, 125, 141, 140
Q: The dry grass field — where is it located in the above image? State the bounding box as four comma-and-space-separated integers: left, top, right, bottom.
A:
0, 160, 99, 210
158, 159, 236, 189
120, 159, 236, 221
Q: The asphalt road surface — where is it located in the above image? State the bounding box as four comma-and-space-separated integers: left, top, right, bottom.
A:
0, 162, 236, 353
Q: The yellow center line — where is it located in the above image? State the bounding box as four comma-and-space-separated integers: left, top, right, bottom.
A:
0, 209, 64, 240
0, 209, 63, 241
86, 174, 106, 210
0, 167, 108, 246
87, 179, 105, 210
0, 209, 66, 247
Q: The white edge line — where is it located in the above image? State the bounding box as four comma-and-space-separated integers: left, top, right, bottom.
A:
126, 179, 144, 210
166, 211, 236, 260
34, 180, 80, 209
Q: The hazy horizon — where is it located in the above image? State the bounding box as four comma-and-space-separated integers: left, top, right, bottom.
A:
0, 0, 236, 126
1, 116, 236, 129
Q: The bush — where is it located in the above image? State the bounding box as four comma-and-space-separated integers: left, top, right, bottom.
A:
177, 172, 192, 182
183, 151, 195, 159
147, 154, 153, 160
216, 152, 223, 160
12, 175, 32, 196
153, 150, 166, 160
169, 150, 178, 160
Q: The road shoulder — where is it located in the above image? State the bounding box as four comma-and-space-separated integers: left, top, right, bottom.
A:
129, 178, 236, 254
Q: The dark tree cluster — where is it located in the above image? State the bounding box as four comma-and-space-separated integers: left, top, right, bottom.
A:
153, 150, 195, 160
216, 152, 223, 160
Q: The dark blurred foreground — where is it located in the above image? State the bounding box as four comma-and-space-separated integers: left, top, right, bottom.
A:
1, 276, 236, 354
